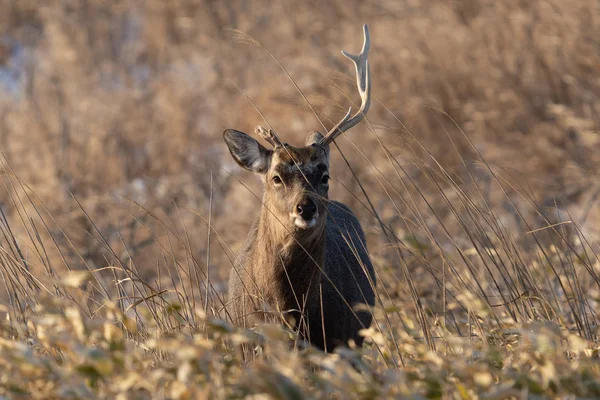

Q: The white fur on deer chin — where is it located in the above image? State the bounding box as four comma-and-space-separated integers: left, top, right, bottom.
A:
294, 216, 317, 230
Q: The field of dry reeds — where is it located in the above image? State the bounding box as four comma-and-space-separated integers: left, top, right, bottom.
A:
1, 1, 600, 398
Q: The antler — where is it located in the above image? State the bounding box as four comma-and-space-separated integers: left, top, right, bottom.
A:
319, 24, 371, 146
255, 125, 284, 148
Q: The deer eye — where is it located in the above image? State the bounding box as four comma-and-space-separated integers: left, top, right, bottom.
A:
321, 175, 330, 185
272, 175, 283, 186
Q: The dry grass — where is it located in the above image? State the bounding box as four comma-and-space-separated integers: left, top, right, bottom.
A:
1, 0, 600, 398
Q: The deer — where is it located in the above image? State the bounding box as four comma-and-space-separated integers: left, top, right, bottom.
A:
223, 25, 376, 352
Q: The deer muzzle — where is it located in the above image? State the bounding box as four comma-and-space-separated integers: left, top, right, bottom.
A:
291, 199, 319, 230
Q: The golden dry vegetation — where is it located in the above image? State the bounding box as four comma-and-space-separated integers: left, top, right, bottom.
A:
1, 0, 600, 398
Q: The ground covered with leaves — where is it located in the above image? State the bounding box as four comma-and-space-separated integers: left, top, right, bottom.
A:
1, 291, 599, 399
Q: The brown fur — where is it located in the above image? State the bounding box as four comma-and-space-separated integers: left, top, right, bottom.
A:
224, 129, 376, 352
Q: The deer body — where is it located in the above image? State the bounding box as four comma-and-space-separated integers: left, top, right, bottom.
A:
224, 25, 375, 352
227, 148, 375, 350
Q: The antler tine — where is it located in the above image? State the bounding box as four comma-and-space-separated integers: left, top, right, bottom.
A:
319, 24, 371, 146
255, 125, 284, 148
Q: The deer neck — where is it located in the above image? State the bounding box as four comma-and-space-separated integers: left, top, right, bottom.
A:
254, 208, 325, 292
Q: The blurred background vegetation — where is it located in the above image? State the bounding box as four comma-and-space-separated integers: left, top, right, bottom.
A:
1, 0, 600, 398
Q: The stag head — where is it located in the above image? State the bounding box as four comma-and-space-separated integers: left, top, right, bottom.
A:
224, 25, 371, 231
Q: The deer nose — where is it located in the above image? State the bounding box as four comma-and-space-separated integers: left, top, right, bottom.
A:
296, 201, 317, 220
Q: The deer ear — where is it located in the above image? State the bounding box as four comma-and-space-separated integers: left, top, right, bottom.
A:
306, 131, 329, 156
223, 129, 271, 174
